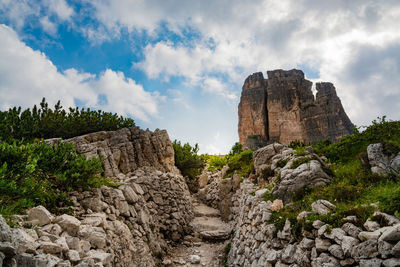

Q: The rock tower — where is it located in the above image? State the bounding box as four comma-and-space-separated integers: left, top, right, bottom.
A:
238, 69, 354, 149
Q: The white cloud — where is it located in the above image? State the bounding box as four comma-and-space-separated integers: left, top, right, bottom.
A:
201, 78, 237, 100
40, 16, 57, 35
44, 0, 74, 21
0, 24, 159, 122
0, 0, 39, 28
121, 0, 400, 124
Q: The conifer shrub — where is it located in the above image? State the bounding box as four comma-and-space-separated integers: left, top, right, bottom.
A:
0, 141, 113, 215
172, 140, 205, 180
0, 98, 135, 142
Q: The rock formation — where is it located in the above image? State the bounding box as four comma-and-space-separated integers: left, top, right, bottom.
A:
238, 69, 354, 149
47, 126, 176, 177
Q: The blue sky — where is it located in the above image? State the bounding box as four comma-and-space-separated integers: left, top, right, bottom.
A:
1, 0, 400, 154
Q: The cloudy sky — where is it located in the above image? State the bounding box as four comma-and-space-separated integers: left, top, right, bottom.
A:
1, 0, 400, 154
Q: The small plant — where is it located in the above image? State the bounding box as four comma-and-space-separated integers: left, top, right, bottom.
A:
289, 140, 306, 149
294, 146, 308, 156
290, 157, 311, 169
224, 150, 254, 178
207, 155, 227, 171
263, 191, 274, 201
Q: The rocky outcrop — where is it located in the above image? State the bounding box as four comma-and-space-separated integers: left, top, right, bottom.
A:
367, 143, 400, 176
228, 182, 400, 267
253, 143, 332, 204
238, 69, 354, 149
48, 126, 175, 177
1, 167, 193, 267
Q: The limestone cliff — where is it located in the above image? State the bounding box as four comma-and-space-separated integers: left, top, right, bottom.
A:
238, 69, 354, 149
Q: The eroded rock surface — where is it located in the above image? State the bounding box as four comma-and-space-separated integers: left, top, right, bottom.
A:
238, 69, 354, 149
48, 126, 176, 177
367, 143, 400, 176
253, 143, 332, 203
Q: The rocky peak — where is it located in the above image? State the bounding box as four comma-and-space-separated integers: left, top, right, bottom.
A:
242, 72, 265, 90
266, 69, 305, 80
238, 69, 354, 149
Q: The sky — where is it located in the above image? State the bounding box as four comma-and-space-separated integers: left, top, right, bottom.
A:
0, 0, 400, 154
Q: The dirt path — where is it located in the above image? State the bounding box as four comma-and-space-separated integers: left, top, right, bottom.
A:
163, 200, 231, 266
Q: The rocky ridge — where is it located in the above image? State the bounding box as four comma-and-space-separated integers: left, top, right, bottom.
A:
238, 69, 354, 150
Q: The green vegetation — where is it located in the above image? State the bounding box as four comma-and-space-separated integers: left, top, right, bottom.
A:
205, 142, 254, 179
224, 150, 254, 178
314, 116, 400, 163
206, 155, 227, 172
0, 98, 135, 142
290, 157, 312, 169
0, 141, 114, 215
0, 99, 135, 216
269, 117, 400, 234
172, 140, 205, 180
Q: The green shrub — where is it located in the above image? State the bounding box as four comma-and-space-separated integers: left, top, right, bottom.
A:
294, 146, 308, 156
289, 140, 306, 149
0, 98, 135, 142
224, 150, 254, 178
173, 140, 205, 180
228, 142, 243, 155
207, 155, 227, 171
0, 141, 112, 215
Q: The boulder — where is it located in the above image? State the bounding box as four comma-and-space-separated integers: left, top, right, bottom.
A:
85, 250, 113, 265
273, 161, 332, 203
311, 200, 336, 215
64, 127, 175, 176
0, 216, 12, 242
55, 214, 81, 236
27, 206, 53, 226
367, 143, 400, 176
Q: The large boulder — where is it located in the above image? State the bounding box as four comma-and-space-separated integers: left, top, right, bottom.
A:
367, 143, 400, 176
273, 159, 332, 203
253, 143, 285, 176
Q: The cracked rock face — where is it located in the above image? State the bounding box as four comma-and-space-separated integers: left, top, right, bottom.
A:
238, 69, 354, 150
55, 126, 176, 177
